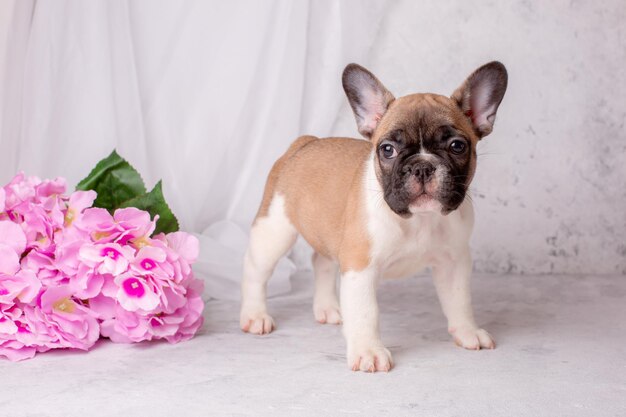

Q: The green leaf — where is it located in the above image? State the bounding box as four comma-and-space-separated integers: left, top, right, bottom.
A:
76, 150, 147, 211
119, 181, 179, 234
78, 150, 180, 235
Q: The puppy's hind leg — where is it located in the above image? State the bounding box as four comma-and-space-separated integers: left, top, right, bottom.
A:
240, 194, 297, 335
312, 252, 341, 325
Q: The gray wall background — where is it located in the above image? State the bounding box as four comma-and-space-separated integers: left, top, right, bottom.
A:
1, 0, 623, 277
332, 0, 626, 275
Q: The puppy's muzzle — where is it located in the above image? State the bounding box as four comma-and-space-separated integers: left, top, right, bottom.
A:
402, 160, 436, 183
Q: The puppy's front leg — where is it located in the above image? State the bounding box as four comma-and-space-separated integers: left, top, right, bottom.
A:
341, 268, 393, 372
432, 248, 495, 350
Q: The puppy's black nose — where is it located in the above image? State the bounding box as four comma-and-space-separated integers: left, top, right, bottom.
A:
413, 162, 435, 183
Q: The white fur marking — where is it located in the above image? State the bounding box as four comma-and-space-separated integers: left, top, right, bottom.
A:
240, 194, 297, 334
341, 268, 393, 371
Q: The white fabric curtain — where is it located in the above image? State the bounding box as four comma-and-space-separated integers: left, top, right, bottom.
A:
0, 0, 389, 299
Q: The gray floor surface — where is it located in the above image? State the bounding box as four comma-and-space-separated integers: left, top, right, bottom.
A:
2, 273, 625, 417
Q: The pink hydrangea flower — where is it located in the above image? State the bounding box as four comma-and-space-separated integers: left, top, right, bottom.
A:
0, 220, 27, 258
56, 190, 97, 244
78, 242, 134, 276
130, 246, 171, 278
3, 173, 37, 210
152, 232, 199, 284
99, 304, 152, 343
32, 286, 100, 350
0, 270, 41, 305
0, 173, 205, 361
0, 305, 40, 362
21, 250, 63, 287
74, 208, 123, 243
114, 208, 157, 244
21, 205, 58, 251
113, 273, 160, 312
70, 269, 104, 300
0, 245, 20, 277
159, 279, 204, 343
100, 281, 204, 344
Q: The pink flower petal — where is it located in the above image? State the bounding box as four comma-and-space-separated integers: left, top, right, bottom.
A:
0, 245, 20, 275
67, 190, 97, 212
114, 275, 160, 312
77, 244, 101, 263
80, 208, 114, 228
113, 208, 151, 228
0, 221, 27, 255
0, 344, 37, 362
136, 246, 166, 263
114, 207, 156, 239
35, 177, 66, 198
14, 270, 42, 303
166, 232, 199, 263
0, 317, 18, 334
87, 294, 117, 320
40, 285, 74, 312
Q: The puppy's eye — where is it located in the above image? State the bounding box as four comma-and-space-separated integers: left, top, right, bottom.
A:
379, 144, 398, 159
449, 139, 467, 155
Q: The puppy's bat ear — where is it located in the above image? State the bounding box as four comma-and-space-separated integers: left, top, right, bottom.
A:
451, 61, 508, 138
342, 64, 395, 139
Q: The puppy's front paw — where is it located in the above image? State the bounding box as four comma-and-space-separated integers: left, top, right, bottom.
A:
449, 326, 495, 350
313, 305, 342, 325
347, 343, 394, 372
240, 310, 275, 335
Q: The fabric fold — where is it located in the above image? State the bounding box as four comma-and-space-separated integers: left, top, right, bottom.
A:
0, 0, 390, 299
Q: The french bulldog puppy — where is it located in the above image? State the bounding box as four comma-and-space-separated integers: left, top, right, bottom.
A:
240, 62, 508, 372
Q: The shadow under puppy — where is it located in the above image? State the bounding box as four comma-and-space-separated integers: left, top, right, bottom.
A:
240, 62, 508, 372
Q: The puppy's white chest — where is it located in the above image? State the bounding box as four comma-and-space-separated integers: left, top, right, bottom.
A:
375, 216, 443, 279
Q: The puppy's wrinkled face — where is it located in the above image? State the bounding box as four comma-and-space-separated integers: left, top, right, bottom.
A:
343, 62, 508, 217
372, 95, 478, 216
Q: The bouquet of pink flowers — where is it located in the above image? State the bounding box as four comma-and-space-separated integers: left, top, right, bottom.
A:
0, 152, 204, 361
